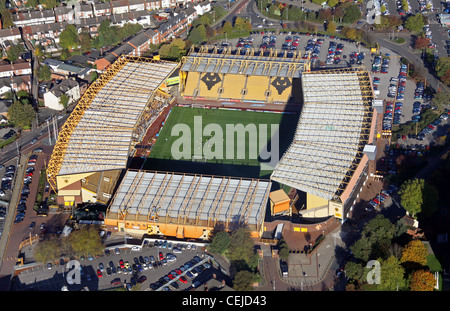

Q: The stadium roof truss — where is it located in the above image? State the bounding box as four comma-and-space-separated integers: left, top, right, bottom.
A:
107, 170, 271, 230
47, 56, 178, 187
271, 68, 374, 204
180, 51, 307, 78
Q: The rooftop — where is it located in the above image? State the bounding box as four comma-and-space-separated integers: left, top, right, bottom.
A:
107, 170, 271, 228
271, 69, 374, 203
54, 57, 178, 176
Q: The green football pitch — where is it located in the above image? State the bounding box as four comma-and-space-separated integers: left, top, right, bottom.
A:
144, 106, 298, 178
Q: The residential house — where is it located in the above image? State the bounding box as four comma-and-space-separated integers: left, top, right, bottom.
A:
93, 1, 112, 16
78, 15, 112, 36
75, 3, 95, 20
184, 5, 197, 24
194, 0, 211, 15
126, 28, 159, 56
0, 75, 32, 96
54, 6, 75, 22
22, 22, 68, 45
0, 99, 13, 118
0, 28, 22, 45
43, 78, 81, 110
129, 0, 145, 11
94, 28, 160, 70
42, 58, 64, 72
145, 0, 162, 11
12, 10, 56, 27
157, 10, 188, 41
111, 0, 130, 14
0, 60, 32, 78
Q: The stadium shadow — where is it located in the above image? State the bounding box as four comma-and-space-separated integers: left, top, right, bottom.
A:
141, 158, 263, 179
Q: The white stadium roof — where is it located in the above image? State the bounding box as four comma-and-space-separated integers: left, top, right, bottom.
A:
58, 59, 178, 176
108, 170, 271, 227
271, 69, 373, 202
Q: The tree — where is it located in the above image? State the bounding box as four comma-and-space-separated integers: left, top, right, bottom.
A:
432, 90, 450, 110
38, 65, 52, 82
228, 227, 255, 264
422, 183, 439, 217
414, 36, 430, 50
344, 28, 358, 40
234, 17, 246, 31
380, 256, 406, 290
209, 231, 231, 255
404, 14, 425, 33
0, 9, 13, 28
223, 21, 233, 35
59, 94, 70, 110
440, 69, 450, 87
42, 0, 58, 9
400, 239, 428, 268
345, 261, 366, 283
7, 101, 36, 129
6, 43, 24, 63
342, 5, 361, 24
59, 24, 79, 50
34, 237, 62, 264
327, 0, 339, 8
319, 9, 333, 22
25, 0, 38, 7
327, 20, 336, 33
79, 30, 92, 51
435, 57, 450, 78
409, 269, 435, 291
66, 226, 104, 257
350, 215, 395, 262
399, 178, 424, 218
188, 25, 207, 44
278, 239, 290, 260
233, 270, 254, 291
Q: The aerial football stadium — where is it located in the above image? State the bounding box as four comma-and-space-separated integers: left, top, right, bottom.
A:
47, 46, 377, 240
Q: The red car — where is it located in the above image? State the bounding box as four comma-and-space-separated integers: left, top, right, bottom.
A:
97, 269, 103, 278
167, 273, 175, 280
119, 260, 124, 268
175, 269, 182, 275
179, 276, 187, 284
159, 252, 164, 260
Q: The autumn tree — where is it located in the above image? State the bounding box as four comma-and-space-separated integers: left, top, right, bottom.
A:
409, 269, 435, 291
414, 36, 430, 50
223, 21, 233, 35
327, 20, 336, 33
400, 239, 428, 269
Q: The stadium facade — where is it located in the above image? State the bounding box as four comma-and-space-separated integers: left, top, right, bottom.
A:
47, 49, 377, 240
